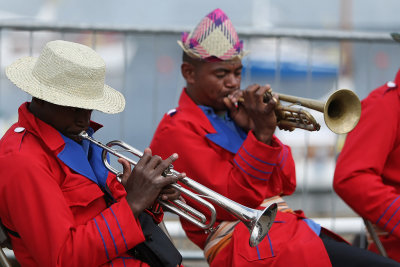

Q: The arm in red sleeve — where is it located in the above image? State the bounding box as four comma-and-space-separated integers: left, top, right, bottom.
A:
150, 118, 296, 219
234, 131, 296, 198
2, 154, 145, 267
334, 92, 400, 238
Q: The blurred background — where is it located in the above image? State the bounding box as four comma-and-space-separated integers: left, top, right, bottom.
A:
0, 0, 399, 266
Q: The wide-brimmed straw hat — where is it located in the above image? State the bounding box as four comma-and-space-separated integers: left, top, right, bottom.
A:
178, 8, 248, 61
5, 40, 125, 114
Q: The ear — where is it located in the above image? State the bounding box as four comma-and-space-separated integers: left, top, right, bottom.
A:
181, 62, 196, 84
28, 98, 46, 119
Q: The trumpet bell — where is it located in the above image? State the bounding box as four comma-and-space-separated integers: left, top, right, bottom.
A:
324, 89, 361, 134
277, 88, 361, 134
248, 203, 277, 247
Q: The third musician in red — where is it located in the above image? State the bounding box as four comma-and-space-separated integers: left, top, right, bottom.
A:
334, 35, 400, 262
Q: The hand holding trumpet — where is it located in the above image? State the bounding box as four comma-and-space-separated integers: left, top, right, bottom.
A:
224, 84, 278, 145
224, 86, 361, 135
118, 149, 185, 218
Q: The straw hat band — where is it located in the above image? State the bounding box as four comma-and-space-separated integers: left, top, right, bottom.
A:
32, 44, 105, 99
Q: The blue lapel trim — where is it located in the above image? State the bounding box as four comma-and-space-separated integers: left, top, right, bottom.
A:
57, 129, 109, 189
88, 141, 109, 189
200, 106, 246, 154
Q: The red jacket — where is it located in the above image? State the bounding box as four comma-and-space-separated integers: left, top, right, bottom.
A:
334, 69, 400, 262
151, 89, 332, 266
0, 103, 159, 267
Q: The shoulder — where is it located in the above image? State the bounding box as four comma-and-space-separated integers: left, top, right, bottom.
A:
1, 127, 47, 156
157, 104, 208, 130
0, 127, 58, 181
151, 105, 211, 155
363, 81, 400, 110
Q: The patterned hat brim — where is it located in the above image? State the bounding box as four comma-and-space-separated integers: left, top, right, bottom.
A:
178, 40, 249, 61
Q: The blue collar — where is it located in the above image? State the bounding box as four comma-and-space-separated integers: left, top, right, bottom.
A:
199, 105, 247, 153
57, 128, 109, 189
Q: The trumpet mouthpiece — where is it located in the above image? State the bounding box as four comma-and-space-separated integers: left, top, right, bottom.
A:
78, 131, 88, 138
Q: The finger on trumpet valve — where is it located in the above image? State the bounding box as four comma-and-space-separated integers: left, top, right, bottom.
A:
162, 164, 174, 177
237, 91, 273, 104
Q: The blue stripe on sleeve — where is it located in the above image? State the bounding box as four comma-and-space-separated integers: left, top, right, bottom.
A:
109, 207, 129, 250
94, 218, 110, 260
267, 233, 275, 257
376, 196, 400, 224
233, 159, 268, 181
278, 146, 288, 169
101, 213, 119, 255
384, 205, 400, 230
256, 245, 261, 260
237, 153, 272, 174
390, 220, 400, 235
242, 146, 276, 166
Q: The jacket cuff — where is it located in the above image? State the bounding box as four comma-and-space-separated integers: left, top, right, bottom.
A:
233, 131, 285, 181
376, 196, 400, 237
94, 198, 145, 261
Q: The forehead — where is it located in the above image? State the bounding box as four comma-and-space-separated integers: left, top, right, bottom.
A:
44, 101, 90, 114
202, 59, 243, 71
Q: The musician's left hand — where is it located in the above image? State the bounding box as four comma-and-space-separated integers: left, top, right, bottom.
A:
118, 157, 132, 186
159, 184, 182, 201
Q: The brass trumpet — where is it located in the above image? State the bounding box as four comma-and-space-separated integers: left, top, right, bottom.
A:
79, 131, 278, 247
239, 88, 361, 134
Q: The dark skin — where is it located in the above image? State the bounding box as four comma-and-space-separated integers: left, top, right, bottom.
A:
29, 98, 184, 218
181, 58, 277, 145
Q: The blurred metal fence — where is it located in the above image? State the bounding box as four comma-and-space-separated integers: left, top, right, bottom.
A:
0, 22, 398, 264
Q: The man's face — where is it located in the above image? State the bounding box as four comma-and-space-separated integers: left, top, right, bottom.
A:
189, 59, 242, 111
36, 101, 92, 142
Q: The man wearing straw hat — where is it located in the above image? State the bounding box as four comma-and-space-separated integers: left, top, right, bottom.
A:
0, 40, 184, 266
334, 33, 400, 263
150, 8, 400, 267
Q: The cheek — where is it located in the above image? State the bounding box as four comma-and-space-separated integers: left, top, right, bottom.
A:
204, 78, 223, 93
54, 117, 74, 132
206, 84, 223, 98
236, 75, 242, 84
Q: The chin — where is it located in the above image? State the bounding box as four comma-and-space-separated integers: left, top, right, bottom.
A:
66, 133, 82, 143
214, 106, 228, 113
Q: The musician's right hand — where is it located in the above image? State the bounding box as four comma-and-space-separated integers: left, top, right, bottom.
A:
119, 157, 185, 202
122, 148, 184, 218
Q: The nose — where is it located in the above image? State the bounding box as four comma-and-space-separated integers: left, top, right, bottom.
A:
225, 73, 240, 89
75, 109, 92, 127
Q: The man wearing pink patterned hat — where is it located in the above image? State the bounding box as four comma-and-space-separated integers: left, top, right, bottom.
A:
150, 8, 400, 266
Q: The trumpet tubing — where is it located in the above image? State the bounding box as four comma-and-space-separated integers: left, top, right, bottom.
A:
238, 88, 361, 134
79, 131, 278, 247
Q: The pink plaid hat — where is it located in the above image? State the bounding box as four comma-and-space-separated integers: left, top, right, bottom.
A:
177, 8, 247, 61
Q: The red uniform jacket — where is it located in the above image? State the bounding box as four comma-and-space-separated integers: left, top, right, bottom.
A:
0, 103, 160, 267
334, 69, 400, 262
150, 89, 332, 266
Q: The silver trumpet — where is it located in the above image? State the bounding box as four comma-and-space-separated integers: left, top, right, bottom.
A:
79, 131, 277, 247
